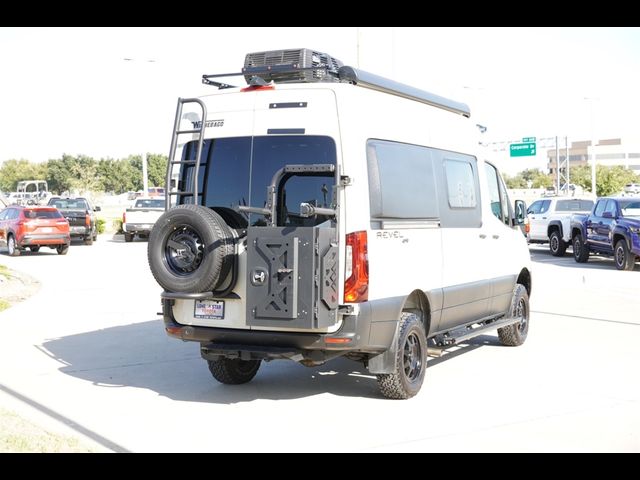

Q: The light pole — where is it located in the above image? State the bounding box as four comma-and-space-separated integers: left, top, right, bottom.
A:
585, 97, 598, 195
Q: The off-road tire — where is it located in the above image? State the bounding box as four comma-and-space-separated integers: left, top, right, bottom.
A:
7, 235, 20, 257
148, 205, 234, 293
549, 230, 566, 257
207, 358, 261, 385
615, 239, 635, 271
573, 233, 589, 263
498, 284, 529, 346
376, 312, 427, 400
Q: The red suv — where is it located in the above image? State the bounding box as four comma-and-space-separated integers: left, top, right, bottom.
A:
0, 205, 70, 256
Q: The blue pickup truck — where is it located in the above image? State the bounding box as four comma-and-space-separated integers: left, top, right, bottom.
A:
571, 197, 640, 270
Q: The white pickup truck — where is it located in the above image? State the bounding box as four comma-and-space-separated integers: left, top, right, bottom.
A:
526, 196, 595, 256
122, 197, 165, 242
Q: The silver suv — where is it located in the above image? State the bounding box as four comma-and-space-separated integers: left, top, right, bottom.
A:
527, 196, 595, 256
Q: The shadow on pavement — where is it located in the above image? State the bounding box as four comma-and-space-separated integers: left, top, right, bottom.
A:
42, 319, 490, 404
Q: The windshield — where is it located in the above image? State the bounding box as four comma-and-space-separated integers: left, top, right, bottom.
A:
180, 135, 337, 227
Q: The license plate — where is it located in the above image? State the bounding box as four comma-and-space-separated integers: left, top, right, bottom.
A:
194, 300, 224, 319
41, 227, 52, 233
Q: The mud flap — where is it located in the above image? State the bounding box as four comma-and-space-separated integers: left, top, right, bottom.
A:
246, 227, 338, 329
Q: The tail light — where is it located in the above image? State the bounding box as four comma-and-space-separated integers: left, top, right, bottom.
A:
85, 213, 91, 227
344, 231, 368, 303
524, 218, 530, 234
122, 212, 126, 224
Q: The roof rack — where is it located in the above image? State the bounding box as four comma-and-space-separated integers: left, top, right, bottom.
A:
201, 48, 470, 118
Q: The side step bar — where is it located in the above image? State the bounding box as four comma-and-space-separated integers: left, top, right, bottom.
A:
434, 316, 523, 347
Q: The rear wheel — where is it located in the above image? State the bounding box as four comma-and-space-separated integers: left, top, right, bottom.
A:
498, 284, 529, 346
549, 230, 566, 257
207, 358, 261, 385
376, 312, 427, 399
29, 246, 41, 253
57, 245, 69, 255
124, 233, 134, 243
573, 233, 589, 263
84, 235, 93, 246
615, 239, 635, 271
7, 235, 20, 257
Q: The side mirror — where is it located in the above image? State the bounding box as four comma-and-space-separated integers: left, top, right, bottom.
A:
602, 211, 612, 219
514, 200, 526, 226
94, 206, 102, 212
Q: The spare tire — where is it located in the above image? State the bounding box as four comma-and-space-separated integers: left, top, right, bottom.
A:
148, 205, 234, 293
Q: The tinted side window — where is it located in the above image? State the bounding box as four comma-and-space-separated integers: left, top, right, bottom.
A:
527, 200, 542, 215
604, 200, 617, 216
484, 162, 510, 225
539, 200, 551, 214
366, 140, 438, 219
485, 163, 503, 221
555, 199, 594, 212
444, 160, 477, 208
593, 200, 606, 217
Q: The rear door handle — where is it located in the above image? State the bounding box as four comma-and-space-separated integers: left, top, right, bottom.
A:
492, 234, 500, 239
479, 234, 487, 239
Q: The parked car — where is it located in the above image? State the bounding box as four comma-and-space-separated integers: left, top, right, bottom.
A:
526, 196, 595, 256
624, 183, 640, 195
571, 197, 640, 270
122, 197, 165, 242
0, 205, 70, 256
47, 197, 100, 245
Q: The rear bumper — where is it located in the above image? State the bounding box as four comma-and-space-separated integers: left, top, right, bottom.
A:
69, 226, 90, 237
21, 234, 70, 246
162, 298, 387, 361
123, 223, 154, 234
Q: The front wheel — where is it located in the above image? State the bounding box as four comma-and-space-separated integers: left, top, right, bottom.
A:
376, 312, 427, 399
207, 358, 261, 385
549, 230, 566, 257
498, 284, 530, 346
573, 234, 589, 263
615, 239, 635, 271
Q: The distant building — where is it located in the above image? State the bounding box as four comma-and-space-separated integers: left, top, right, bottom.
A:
547, 138, 640, 185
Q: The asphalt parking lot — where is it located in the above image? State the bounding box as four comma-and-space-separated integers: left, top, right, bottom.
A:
0, 238, 638, 452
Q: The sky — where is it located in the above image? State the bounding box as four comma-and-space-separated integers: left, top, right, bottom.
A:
1, 27, 640, 175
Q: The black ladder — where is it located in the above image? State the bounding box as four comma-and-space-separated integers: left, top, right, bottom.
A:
165, 98, 208, 210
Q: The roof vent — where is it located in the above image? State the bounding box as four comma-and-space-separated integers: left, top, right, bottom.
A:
242, 48, 343, 84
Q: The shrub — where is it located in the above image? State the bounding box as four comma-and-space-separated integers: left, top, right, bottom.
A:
113, 218, 124, 234
96, 218, 106, 234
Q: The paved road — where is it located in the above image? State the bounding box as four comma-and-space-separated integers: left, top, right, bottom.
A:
0, 238, 639, 452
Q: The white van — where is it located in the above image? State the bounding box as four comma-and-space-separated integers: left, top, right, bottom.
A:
148, 49, 532, 399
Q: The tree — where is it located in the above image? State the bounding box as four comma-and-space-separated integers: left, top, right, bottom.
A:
562, 164, 640, 196
146, 153, 168, 187
0, 159, 47, 191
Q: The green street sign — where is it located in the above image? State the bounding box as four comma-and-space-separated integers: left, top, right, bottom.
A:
510, 142, 536, 157
522, 136, 536, 142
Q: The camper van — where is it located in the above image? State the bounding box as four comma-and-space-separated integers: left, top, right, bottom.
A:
147, 49, 532, 399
